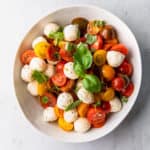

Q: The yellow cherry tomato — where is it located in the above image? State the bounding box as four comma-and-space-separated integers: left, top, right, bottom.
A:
77, 103, 89, 117
93, 50, 107, 66
54, 106, 64, 118
37, 82, 48, 96
58, 118, 74, 131
102, 64, 115, 81
101, 88, 115, 101
58, 41, 66, 49
34, 41, 50, 58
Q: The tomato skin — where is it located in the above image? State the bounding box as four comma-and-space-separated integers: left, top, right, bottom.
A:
121, 82, 134, 97
91, 35, 103, 50
112, 77, 125, 91
59, 49, 73, 62
75, 37, 86, 44
40, 92, 57, 108
56, 61, 66, 73
20, 50, 35, 64
101, 101, 111, 113
60, 80, 75, 92
111, 44, 128, 55
118, 60, 133, 76
87, 107, 106, 128
51, 72, 67, 87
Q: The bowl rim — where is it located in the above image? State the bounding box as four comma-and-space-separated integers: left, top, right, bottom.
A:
13, 4, 142, 143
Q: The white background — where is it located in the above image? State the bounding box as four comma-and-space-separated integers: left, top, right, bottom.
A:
0, 0, 150, 150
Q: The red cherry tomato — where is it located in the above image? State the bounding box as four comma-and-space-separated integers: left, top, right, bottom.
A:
51, 72, 67, 87
59, 49, 73, 62
121, 82, 134, 97
75, 37, 86, 44
40, 92, 57, 108
118, 60, 133, 76
112, 77, 125, 91
91, 35, 103, 50
87, 107, 106, 128
111, 44, 128, 55
101, 101, 111, 113
56, 61, 66, 73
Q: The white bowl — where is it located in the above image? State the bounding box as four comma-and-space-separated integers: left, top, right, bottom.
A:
13, 5, 142, 143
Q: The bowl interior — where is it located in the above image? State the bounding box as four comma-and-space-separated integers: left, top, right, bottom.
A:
14, 5, 142, 143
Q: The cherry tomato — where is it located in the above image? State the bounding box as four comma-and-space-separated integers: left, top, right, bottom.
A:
111, 44, 128, 55
59, 49, 73, 62
101, 101, 111, 113
112, 77, 125, 91
87, 107, 106, 128
91, 35, 103, 50
75, 37, 86, 44
56, 61, 66, 73
118, 60, 133, 76
20, 50, 35, 64
40, 92, 57, 108
60, 80, 75, 92
121, 82, 134, 97
51, 72, 67, 87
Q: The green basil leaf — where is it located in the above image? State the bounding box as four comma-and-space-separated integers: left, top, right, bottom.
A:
85, 34, 97, 44
65, 42, 75, 51
73, 62, 85, 77
48, 31, 64, 41
94, 20, 105, 27
65, 100, 81, 111
82, 74, 102, 93
121, 96, 128, 103
41, 96, 49, 104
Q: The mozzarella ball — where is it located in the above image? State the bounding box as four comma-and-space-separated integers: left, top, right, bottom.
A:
32, 36, 47, 49
74, 118, 91, 133
44, 23, 60, 37
43, 107, 57, 122
57, 92, 73, 110
76, 80, 83, 91
64, 109, 78, 123
27, 81, 38, 96
44, 64, 55, 78
21, 65, 33, 82
106, 51, 125, 67
64, 62, 79, 79
29, 57, 47, 72
77, 88, 94, 104
47, 59, 59, 65
64, 24, 79, 41
110, 97, 122, 112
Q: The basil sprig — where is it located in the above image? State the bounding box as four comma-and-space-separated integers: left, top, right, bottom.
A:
65, 100, 81, 111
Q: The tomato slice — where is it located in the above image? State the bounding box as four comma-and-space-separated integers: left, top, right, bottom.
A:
87, 107, 106, 128
91, 35, 103, 50
60, 80, 75, 92
20, 50, 35, 64
121, 82, 134, 97
101, 101, 111, 113
112, 77, 125, 91
40, 92, 57, 108
59, 49, 73, 62
56, 61, 66, 73
111, 44, 128, 55
51, 72, 67, 87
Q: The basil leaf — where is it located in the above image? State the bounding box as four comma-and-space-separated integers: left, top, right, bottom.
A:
121, 96, 128, 103
94, 20, 105, 27
65, 42, 75, 51
65, 100, 81, 111
73, 62, 85, 77
48, 31, 64, 41
32, 70, 48, 83
82, 74, 102, 93
86, 34, 97, 44
42, 96, 49, 104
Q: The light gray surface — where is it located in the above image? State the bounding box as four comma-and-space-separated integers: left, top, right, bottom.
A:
0, 0, 149, 149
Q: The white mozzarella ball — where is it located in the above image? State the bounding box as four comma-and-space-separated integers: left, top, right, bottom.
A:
47, 59, 59, 65
43, 107, 57, 122
77, 88, 94, 104
74, 118, 91, 133
76, 80, 83, 91
29, 57, 47, 72
32, 36, 47, 49
44, 23, 60, 37
64, 24, 79, 41
64, 109, 78, 123
64, 62, 79, 79
57, 92, 73, 110
106, 51, 125, 67
21, 65, 33, 82
27, 81, 38, 96
44, 64, 55, 78
110, 97, 122, 112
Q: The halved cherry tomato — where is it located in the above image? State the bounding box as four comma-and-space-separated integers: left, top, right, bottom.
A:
112, 77, 125, 91
20, 50, 35, 64
40, 92, 57, 108
111, 44, 128, 55
60, 80, 75, 92
56, 61, 66, 73
118, 60, 133, 76
51, 72, 67, 87
87, 107, 106, 128
101, 101, 111, 113
121, 82, 134, 97
91, 35, 103, 50
59, 49, 73, 62
54, 106, 64, 118
101, 88, 115, 101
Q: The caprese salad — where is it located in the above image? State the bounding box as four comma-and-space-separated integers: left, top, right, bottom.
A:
20, 17, 134, 133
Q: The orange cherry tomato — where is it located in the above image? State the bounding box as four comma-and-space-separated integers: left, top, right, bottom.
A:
111, 44, 128, 55
20, 50, 35, 64
59, 49, 73, 62
60, 80, 75, 92
121, 82, 134, 97
54, 106, 64, 118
